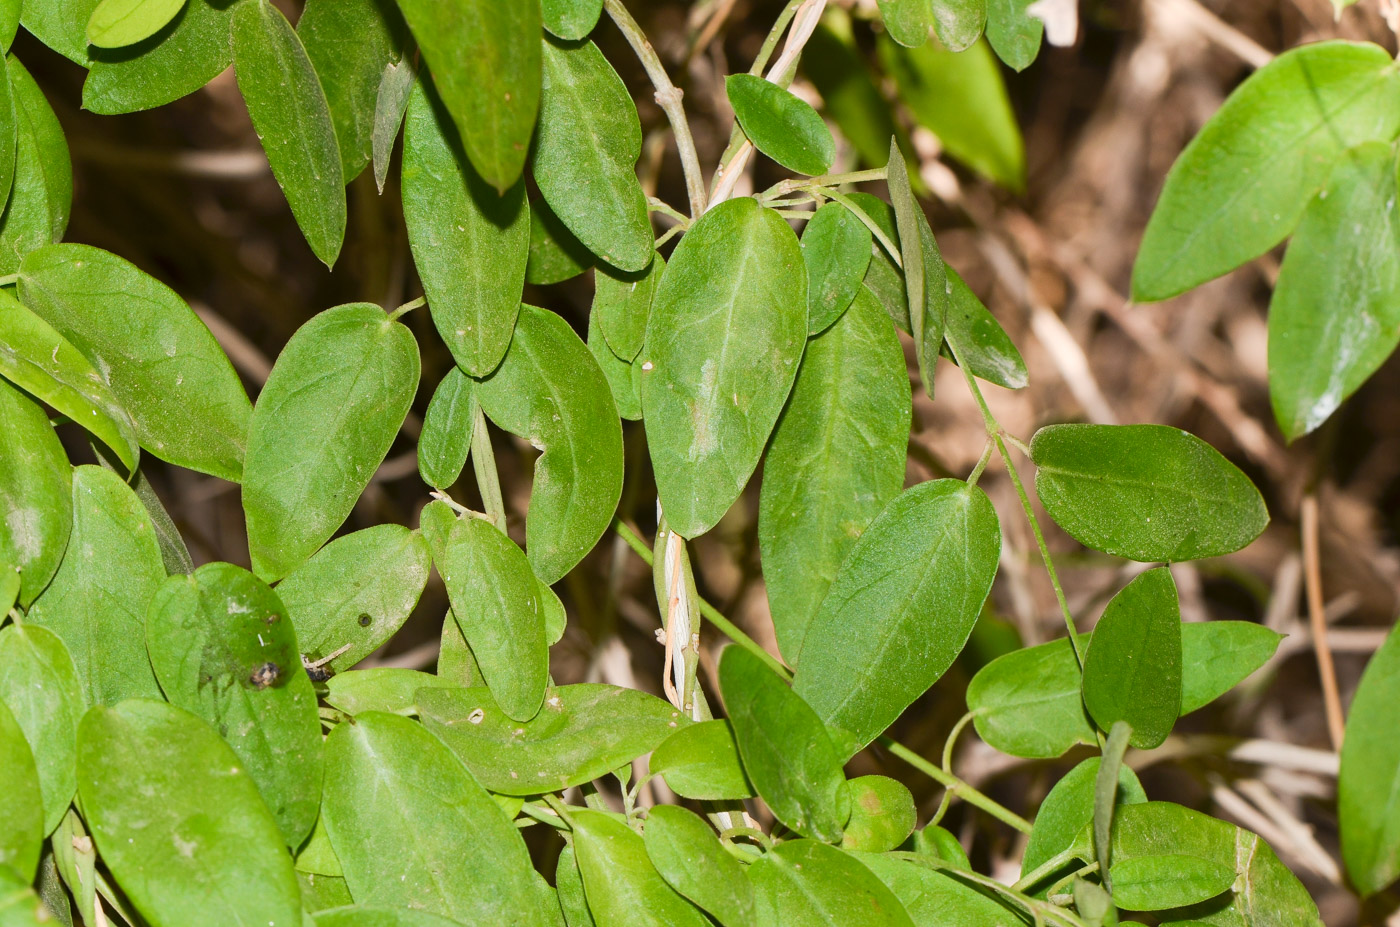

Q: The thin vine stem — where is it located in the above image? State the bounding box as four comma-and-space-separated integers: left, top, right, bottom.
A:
470, 405, 506, 532
386, 295, 425, 321
759, 167, 889, 200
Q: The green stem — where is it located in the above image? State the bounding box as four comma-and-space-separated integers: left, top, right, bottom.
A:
761, 167, 888, 200
879, 737, 1033, 834
1094, 721, 1133, 893
647, 196, 690, 227
386, 295, 425, 321
470, 406, 506, 532
967, 440, 994, 487
748, 0, 802, 77
1012, 846, 1083, 892
0, 273, 17, 287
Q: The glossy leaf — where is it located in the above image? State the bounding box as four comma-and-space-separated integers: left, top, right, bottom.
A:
1340, 622, 1400, 895
802, 201, 873, 334
543, 0, 601, 40
802, 20, 903, 171
720, 646, 850, 842
86, 0, 185, 48
233, 0, 346, 266
28, 466, 164, 705
793, 479, 1000, 756
0, 290, 139, 471
1022, 757, 1147, 880
1156, 828, 1322, 926
0, 379, 70, 607
83, 0, 238, 115
19, 0, 98, 64
1268, 142, 1400, 439
314, 908, 463, 927
911, 826, 971, 870
527, 196, 594, 284
595, 252, 663, 361
1031, 424, 1269, 563
572, 808, 711, 927
535, 36, 652, 273
417, 367, 476, 488
941, 266, 1027, 389
394, 0, 540, 192
854, 854, 1022, 927
643, 805, 755, 927
966, 634, 1095, 759
322, 711, 548, 924
1076, 802, 1238, 911
76, 699, 302, 927
0, 58, 71, 276
1179, 620, 1282, 714
0, 698, 41, 882
423, 509, 548, 721
402, 80, 528, 377
19, 243, 253, 481
588, 307, 642, 421
371, 51, 414, 193
322, 668, 454, 716
242, 303, 419, 582
880, 37, 1024, 190
748, 840, 916, 927
727, 73, 835, 177
984, 0, 1041, 71
145, 563, 322, 847
476, 304, 624, 583
878, 0, 933, 47
0, 624, 82, 836
418, 683, 687, 796
841, 776, 918, 853
1133, 42, 1400, 302
759, 287, 909, 663
649, 719, 754, 800
277, 524, 431, 674
931, 0, 987, 51
640, 197, 806, 538
0, 50, 14, 219
1082, 568, 1181, 749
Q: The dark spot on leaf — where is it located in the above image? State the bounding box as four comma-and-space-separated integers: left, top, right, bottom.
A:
358, 613, 372, 627
249, 662, 281, 689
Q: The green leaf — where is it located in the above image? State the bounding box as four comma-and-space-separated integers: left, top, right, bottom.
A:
587, 307, 641, 421
966, 634, 1095, 759
0, 623, 83, 835
644, 805, 755, 927
1132, 41, 1400, 302
911, 826, 971, 870
930, 0, 987, 52
885, 137, 947, 394
1268, 142, 1400, 439
719, 645, 850, 843
1340, 621, 1400, 895
1179, 620, 1282, 715
402, 79, 527, 377
984, 0, 1041, 71
296, 814, 342, 877
856, 854, 1022, 926
535, 36, 652, 273
122, 461, 193, 575
648, 719, 754, 800
802, 19, 903, 172
418, 683, 687, 796
300, 872, 353, 913
323, 712, 551, 924
322, 668, 455, 717
19, 0, 99, 64
748, 840, 917, 927
542, 0, 601, 40
422, 509, 548, 722
394, 0, 540, 192
940, 266, 1027, 389
242, 303, 419, 582
844, 194, 908, 331
0, 291, 139, 471
313, 907, 463, 927
879, 37, 1024, 190
1157, 828, 1322, 926
435, 609, 479, 686
802, 201, 873, 334
527, 196, 595, 285
27, 466, 164, 705
86, 0, 185, 47
759, 287, 909, 663
0, 58, 72, 275
792, 479, 1000, 756
0, 1, 13, 52
594, 252, 663, 361
555, 845, 596, 927
83, 0, 238, 115
727, 73, 836, 177
0, 867, 47, 926
0, 51, 15, 219
298, 0, 405, 183
878, 0, 933, 47
0, 380, 69, 607
841, 776, 917, 853
1030, 423, 1269, 562
0, 698, 41, 882
277, 524, 431, 674
417, 367, 476, 489
19, 243, 253, 481
145, 563, 322, 847
371, 51, 414, 193
1021, 757, 1147, 880
1076, 803, 1238, 911
233, 0, 346, 266
571, 808, 712, 927
77, 700, 302, 927
475, 304, 624, 583
640, 197, 806, 538
1082, 568, 1182, 749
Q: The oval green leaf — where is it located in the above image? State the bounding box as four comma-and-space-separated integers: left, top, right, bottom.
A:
322, 668, 455, 717
1082, 802, 1238, 911
0, 623, 83, 835
644, 805, 755, 927
792, 479, 1000, 756
841, 776, 917, 854
19, 0, 97, 65
588, 308, 642, 421
984, 0, 1041, 72
571, 808, 712, 927
649, 718, 754, 801
877, 0, 933, 47
802, 201, 873, 334
1179, 620, 1282, 715
0, 57, 71, 274
402, 79, 527, 377
1340, 622, 1400, 895
1021, 757, 1147, 881
0, 379, 70, 607
940, 266, 1027, 389
371, 52, 415, 193
535, 36, 653, 273
885, 137, 947, 394
931, 0, 987, 51
83, 0, 238, 115
594, 252, 663, 361
86, 0, 186, 48
726, 73, 836, 177
1030, 423, 1269, 563
76, 699, 302, 927
233, 0, 346, 266
527, 196, 594, 285
418, 683, 687, 796
242, 303, 420, 582
854, 853, 1022, 927
417, 367, 476, 489
640, 197, 807, 538
966, 634, 1095, 759
0, 698, 41, 882
748, 840, 917, 927
543, 0, 602, 40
